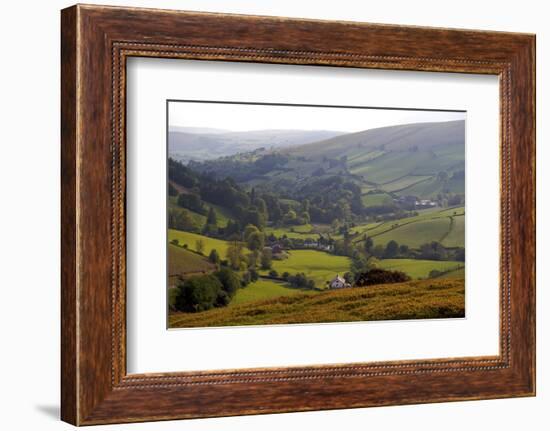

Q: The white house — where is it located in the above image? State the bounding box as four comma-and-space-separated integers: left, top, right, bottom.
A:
329, 274, 350, 289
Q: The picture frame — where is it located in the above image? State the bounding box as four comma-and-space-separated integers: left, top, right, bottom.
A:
61, 4, 535, 425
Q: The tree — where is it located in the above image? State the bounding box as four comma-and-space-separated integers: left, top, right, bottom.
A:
366, 256, 380, 270
247, 251, 259, 268
226, 241, 244, 270
260, 248, 273, 270
419, 241, 448, 260
177, 193, 206, 215
214, 267, 241, 297
247, 231, 265, 252
372, 244, 385, 258
399, 244, 410, 256
248, 268, 259, 282
350, 251, 368, 277
454, 247, 465, 262
244, 224, 260, 241
195, 239, 205, 255
206, 206, 217, 226
208, 249, 220, 264
364, 236, 374, 254
283, 209, 298, 225
168, 208, 196, 231
384, 240, 399, 258
299, 211, 311, 225
168, 182, 178, 197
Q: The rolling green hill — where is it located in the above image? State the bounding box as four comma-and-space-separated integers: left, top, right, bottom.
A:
168, 229, 248, 257
167, 244, 216, 287
351, 206, 465, 249
283, 120, 465, 198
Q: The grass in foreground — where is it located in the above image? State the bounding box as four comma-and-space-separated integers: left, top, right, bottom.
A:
168, 278, 465, 328
232, 279, 314, 305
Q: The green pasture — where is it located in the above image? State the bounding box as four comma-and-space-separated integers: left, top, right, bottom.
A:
168, 229, 248, 258
378, 258, 465, 279
261, 250, 351, 289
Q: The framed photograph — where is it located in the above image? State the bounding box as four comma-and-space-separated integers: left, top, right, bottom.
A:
61, 4, 535, 425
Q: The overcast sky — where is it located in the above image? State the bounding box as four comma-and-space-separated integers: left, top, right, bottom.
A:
168, 101, 466, 133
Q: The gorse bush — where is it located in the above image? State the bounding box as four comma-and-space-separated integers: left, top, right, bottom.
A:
355, 268, 411, 286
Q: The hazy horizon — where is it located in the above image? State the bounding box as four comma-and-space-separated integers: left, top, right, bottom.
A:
169, 101, 466, 134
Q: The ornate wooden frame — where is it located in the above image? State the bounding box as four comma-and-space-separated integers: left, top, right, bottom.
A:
61, 4, 536, 425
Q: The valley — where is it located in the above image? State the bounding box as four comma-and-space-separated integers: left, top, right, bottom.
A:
166, 119, 466, 326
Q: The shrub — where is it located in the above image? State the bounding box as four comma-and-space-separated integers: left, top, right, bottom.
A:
268, 269, 278, 278
354, 268, 411, 286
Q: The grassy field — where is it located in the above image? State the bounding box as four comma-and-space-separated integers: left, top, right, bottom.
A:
260, 250, 351, 288
378, 259, 465, 279
169, 278, 465, 328
350, 206, 465, 249
265, 224, 319, 239
232, 279, 314, 305
381, 175, 433, 192
372, 217, 451, 248
361, 192, 393, 206
168, 229, 248, 257
437, 267, 465, 279
441, 215, 465, 247
168, 244, 215, 276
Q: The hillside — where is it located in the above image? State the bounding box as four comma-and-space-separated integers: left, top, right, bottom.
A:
187, 120, 465, 200
168, 244, 216, 287
168, 128, 345, 163
287, 120, 465, 197
169, 278, 465, 328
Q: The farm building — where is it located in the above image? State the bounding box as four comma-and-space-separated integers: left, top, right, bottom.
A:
328, 274, 351, 289
271, 243, 285, 255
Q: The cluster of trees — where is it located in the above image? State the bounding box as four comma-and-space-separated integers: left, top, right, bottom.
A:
358, 237, 465, 262
172, 260, 264, 313
284, 272, 316, 290
173, 267, 240, 312
221, 224, 273, 272
174, 157, 365, 227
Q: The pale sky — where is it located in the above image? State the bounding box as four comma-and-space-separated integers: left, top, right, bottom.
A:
168, 101, 466, 133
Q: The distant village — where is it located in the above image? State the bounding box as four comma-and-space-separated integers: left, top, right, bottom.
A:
394, 195, 437, 208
